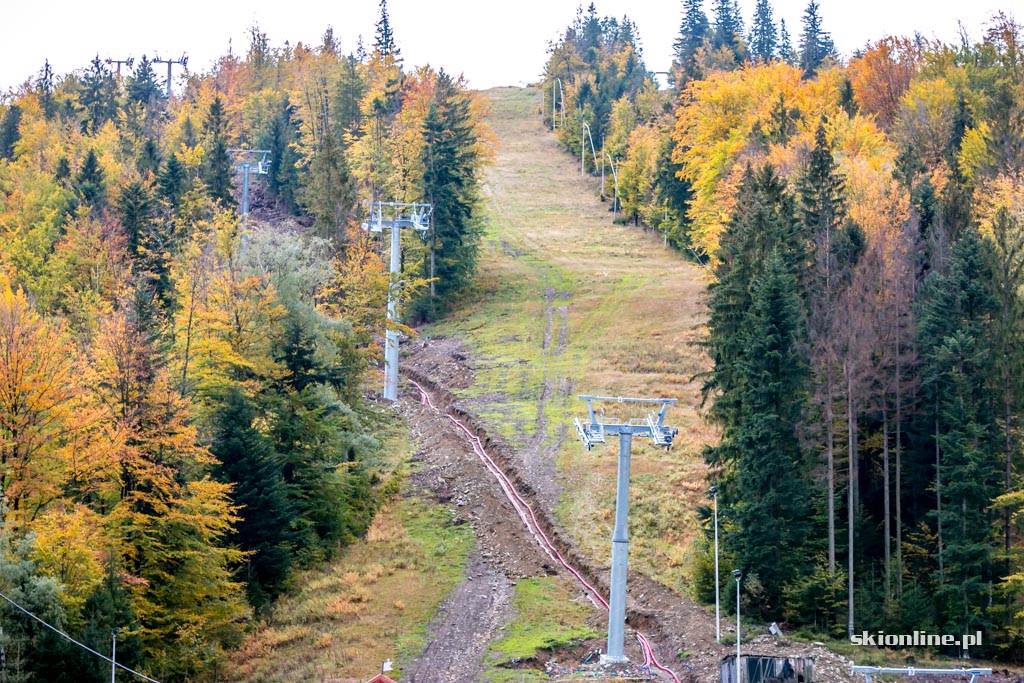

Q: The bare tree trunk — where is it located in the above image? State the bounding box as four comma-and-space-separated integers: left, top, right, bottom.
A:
936, 407, 944, 581
895, 352, 903, 598
827, 392, 836, 573
847, 365, 857, 638
883, 403, 891, 599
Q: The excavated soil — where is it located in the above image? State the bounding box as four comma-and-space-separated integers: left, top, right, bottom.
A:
399, 340, 871, 682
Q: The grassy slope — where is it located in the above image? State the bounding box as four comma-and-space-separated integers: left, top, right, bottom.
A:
224, 424, 474, 683
429, 86, 715, 592
225, 86, 714, 683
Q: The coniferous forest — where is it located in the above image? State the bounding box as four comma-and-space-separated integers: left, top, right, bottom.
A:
0, 2, 488, 679
543, 0, 1024, 659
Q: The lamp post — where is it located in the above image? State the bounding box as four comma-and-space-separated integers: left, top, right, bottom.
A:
709, 486, 720, 643
733, 569, 743, 683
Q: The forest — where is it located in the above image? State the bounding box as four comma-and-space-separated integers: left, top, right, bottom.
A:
542, 0, 1024, 659
0, 1, 489, 680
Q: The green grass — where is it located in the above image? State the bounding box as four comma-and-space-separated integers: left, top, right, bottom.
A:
485, 576, 600, 682
224, 425, 474, 683
423, 88, 715, 596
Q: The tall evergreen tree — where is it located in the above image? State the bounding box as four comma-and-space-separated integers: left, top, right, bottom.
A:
673, 0, 710, 85
778, 18, 796, 64
0, 104, 22, 161
74, 148, 106, 210
798, 0, 836, 74
749, 0, 778, 62
712, 0, 744, 53
79, 56, 118, 134
127, 55, 162, 106
735, 249, 812, 608
416, 70, 483, 319
374, 0, 400, 60
916, 227, 1000, 634
201, 96, 235, 206
156, 152, 187, 209
211, 388, 294, 610
259, 97, 301, 214
800, 119, 850, 577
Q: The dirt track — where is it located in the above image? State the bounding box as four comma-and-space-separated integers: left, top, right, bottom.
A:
399, 339, 868, 682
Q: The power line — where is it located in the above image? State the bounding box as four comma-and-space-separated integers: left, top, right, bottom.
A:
0, 590, 161, 683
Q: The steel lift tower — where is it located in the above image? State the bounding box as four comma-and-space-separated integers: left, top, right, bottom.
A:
575, 395, 678, 663
230, 149, 270, 228
152, 54, 188, 97
362, 201, 432, 401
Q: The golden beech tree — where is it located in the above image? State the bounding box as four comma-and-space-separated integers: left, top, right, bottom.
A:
0, 277, 113, 526
90, 306, 248, 674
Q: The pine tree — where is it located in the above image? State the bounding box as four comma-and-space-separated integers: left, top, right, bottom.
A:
750, 0, 778, 62
201, 96, 235, 206
798, 0, 836, 75
672, 0, 710, 85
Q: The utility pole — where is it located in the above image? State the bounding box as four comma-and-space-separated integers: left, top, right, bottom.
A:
575, 395, 678, 663
104, 56, 134, 77
152, 54, 187, 98
362, 202, 432, 401
229, 149, 271, 228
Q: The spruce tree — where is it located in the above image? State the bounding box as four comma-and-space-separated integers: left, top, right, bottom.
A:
258, 97, 301, 213
74, 148, 106, 210
672, 0, 710, 85
211, 388, 294, 609
117, 180, 156, 256
0, 104, 22, 160
201, 96, 235, 206
127, 55, 162, 105
157, 152, 186, 209
712, 0, 743, 53
417, 70, 483, 319
778, 18, 796, 64
916, 228, 1000, 633
750, 0, 778, 63
798, 0, 836, 75
735, 249, 811, 608
79, 56, 117, 134
374, 0, 400, 60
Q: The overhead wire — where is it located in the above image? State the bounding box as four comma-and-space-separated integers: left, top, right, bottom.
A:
0, 590, 161, 683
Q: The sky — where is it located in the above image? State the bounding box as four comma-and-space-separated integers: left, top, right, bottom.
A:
0, 0, 1016, 95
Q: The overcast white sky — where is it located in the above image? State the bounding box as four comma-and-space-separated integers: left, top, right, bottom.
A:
0, 0, 1016, 94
